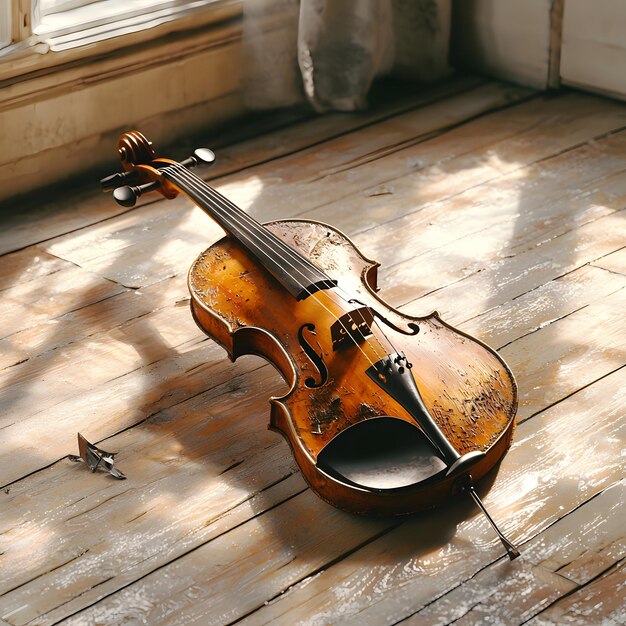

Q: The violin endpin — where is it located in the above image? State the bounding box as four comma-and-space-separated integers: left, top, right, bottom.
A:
463, 478, 520, 561
501, 536, 521, 561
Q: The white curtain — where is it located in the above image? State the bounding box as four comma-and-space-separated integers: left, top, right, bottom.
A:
243, 0, 452, 112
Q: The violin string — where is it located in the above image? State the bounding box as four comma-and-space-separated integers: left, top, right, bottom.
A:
169, 164, 388, 370
169, 165, 330, 281
168, 165, 391, 368
184, 170, 396, 368
171, 167, 335, 279
166, 164, 392, 371
171, 164, 396, 368
174, 165, 398, 370
171, 165, 397, 368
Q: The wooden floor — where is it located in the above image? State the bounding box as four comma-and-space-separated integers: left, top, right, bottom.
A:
0, 75, 624, 626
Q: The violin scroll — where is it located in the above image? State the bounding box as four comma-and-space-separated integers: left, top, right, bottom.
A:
117, 130, 156, 170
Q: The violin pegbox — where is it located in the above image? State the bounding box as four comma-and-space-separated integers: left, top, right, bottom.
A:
100, 130, 166, 205
100, 130, 215, 207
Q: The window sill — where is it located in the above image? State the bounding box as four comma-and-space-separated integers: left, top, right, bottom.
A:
0, 0, 242, 84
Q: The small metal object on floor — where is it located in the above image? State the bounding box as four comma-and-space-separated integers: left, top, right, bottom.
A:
69, 432, 126, 480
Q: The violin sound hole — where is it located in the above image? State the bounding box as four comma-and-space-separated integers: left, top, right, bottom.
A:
298, 323, 328, 388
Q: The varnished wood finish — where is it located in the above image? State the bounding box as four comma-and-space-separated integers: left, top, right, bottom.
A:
189, 219, 517, 515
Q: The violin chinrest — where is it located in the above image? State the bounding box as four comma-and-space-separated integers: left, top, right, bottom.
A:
317, 417, 447, 491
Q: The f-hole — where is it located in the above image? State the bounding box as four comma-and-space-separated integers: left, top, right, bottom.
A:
298, 323, 328, 388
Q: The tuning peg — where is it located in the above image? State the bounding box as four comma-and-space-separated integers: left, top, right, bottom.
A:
100, 170, 138, 191
113, 181, 159, 207
181, 148, 216, 169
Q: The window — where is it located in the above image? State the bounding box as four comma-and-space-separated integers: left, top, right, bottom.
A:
37, 0, 227, 51
0, 0, 237, 56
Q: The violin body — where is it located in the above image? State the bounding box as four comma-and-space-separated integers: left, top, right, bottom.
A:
189, 219, 517, 515
102, 131, 521, 554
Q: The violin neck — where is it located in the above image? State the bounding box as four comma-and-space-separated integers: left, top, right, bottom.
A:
161, 164, 336, 300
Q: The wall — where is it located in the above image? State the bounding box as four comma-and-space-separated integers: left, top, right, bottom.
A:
451, 0, 626, 100
561, 0, 626, 100
451, 0, 557, 89
0, 11, 244, 201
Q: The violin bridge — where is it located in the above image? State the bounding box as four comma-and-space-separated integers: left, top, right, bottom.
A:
331, 307, 374, 351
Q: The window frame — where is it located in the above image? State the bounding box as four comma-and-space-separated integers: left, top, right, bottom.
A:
4, 0, 37, 44
0, 0, 241, 82
0, 2, 12, 50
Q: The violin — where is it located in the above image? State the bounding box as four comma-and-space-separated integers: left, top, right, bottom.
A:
102, 131, 520, 559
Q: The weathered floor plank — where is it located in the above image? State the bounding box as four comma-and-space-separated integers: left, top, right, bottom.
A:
0, 79, 624, 626
404, 482, 624, 625
458, 264, 626, 349
592, 246, 626, 276
526, 560, 625, 626
404, 209, 625, 324
305, 92, 626, 246
380, 134, 626, 309
0, 284, 623, 624
500, 287, 625, 421
0, 261, 126, 345
0, 75, 487, 256
46, 368, 624, 626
